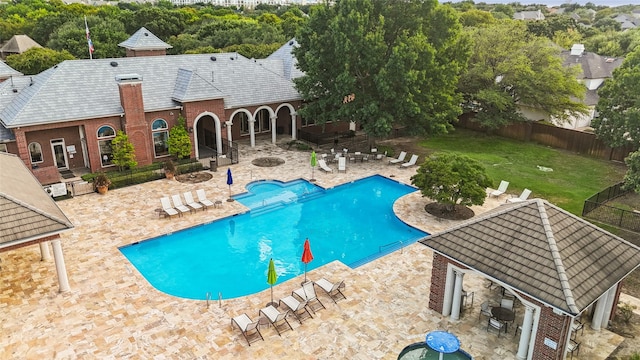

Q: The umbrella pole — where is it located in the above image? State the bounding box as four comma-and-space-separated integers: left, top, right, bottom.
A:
304, 263, 307, 283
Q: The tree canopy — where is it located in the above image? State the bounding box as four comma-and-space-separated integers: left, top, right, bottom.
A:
293, 0, 470, 138
592, 47, 640, 148
410, 152, 491, 212
458, 21, 588, 130
5, 47, 74, 75
168, 116, 192, 159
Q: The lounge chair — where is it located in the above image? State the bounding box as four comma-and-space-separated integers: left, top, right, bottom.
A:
314, 278, 346, 303
171, 194, 191, 214
338, 157, 346, 173
196, 189, 214, 208
389, 151, 407, 165
401, 154, 419, 168
183, 191, 203, 211
490, 180, 509, 197
280, 295, 313, 324
231, 313, 264, 346
292, 281, 326, 314
259, 305, 292, 336
160, 197, 180, 218
318, 159, 333, 173
507, 189, 531, 203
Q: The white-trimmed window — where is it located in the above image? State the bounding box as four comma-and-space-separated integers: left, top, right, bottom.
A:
255, 109, 271, 133
302, 117, 316, 127
28, 142, 43, 163
97, 125, 116, 167
152, 119, 169, 157
0, 143, 7, 152
238, 113, 250, 135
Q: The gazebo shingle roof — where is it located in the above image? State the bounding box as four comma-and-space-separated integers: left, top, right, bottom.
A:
420, 199, 640, 315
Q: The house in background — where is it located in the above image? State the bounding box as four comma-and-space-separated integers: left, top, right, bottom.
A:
513, 10, 545, 21
0, 29, 347, 185
0, 34, 42, 59
518, 44, 623, 130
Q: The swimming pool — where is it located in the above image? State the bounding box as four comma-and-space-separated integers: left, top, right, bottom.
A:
119, 175, 428, 300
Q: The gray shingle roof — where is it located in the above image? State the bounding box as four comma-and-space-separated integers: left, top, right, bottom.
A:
0, 61, 22, 79
0, 153, 73, 248
118, 27, 172, 50
263, 38, 304, 80
420, 199, 640, 316
562, 50, 623, 80
0, 53, 302, 128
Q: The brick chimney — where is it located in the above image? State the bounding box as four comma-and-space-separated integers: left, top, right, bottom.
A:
116, 74, 151, 165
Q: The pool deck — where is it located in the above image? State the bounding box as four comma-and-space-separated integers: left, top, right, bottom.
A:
0, 140, 632, 359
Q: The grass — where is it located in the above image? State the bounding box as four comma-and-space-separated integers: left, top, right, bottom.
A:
417, 129, 628, 215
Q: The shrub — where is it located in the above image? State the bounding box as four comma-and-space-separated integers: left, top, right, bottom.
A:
618, 302, 636, 324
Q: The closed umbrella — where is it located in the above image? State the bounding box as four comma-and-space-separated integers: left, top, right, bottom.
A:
267, 258, 278, 307
226, 168, 234, 202
310, 151, 317, 182
301, 238, 314, 284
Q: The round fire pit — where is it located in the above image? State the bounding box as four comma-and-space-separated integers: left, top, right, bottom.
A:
175, 172, 213, 184
252, 157, 285, 167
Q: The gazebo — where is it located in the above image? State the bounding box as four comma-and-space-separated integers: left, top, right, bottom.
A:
420, 199, 640, 360
0, 152, 74, 292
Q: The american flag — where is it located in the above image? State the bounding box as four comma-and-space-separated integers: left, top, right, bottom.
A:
84, 16, 94, 55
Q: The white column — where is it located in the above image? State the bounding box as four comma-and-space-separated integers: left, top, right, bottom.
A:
442, 268, 455, 317
601, 286, 617, 328
51, 239, 70, 293
450, 271, 464, 321
270, 116, 277, 144
591, 295, 607, 331
225, 121, 233, 149
516, 306, 535, 360
290, 113, 297, 140
249, 118, 256, 148
39, 241, 51, 261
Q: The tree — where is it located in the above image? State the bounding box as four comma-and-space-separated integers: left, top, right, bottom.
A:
111, 130, 137, 171
592, 47, 640, 149
458, 9, 495, 28
5, 47, 75, 75
294, 0, 470, 138
459, 21, 588, 130
622, 151, 640, 193
410, 152, 491, 213
168, 115, 192, 159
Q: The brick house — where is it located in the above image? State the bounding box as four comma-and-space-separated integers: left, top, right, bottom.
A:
420, 199, 640, 360
0, 29, 346, 185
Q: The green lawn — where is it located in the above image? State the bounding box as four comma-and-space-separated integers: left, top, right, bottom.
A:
417, 129, 628, 215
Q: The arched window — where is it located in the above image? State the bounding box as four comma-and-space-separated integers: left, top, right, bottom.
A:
97, 125, 116, 167
152, 119, 169, 157
255, 109, 271, 133
28, 142, 43, 163
238, 113, 250, 135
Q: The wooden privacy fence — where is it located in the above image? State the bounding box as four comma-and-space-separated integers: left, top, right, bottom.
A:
457, 115, 636, 162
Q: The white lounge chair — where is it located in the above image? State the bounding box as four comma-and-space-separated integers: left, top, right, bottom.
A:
338, 157, 346, 173
389, 151, 407, 165
196, 189, 214, 208
171, 194, 191, 214
280, 295, 313, 324
183, 191, 203, 211
314, 278, 346, 303
293, 281, 326, 314
490, 181, 509, 197
401, 154, 419, 168
259, 305, 292, 336
318, 159, 333, 173
160, 197, 179, 218
507, 189, 531, 203
231, 313, 264, 346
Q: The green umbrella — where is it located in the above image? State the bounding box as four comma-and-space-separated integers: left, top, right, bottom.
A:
310, 151, 317, 182
267, 258, 278, 307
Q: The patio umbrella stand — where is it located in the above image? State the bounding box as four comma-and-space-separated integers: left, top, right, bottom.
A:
267, 258, 278, 307
310, 151, 317, 182
301, 238, 314, 285
226, 168, 235, 202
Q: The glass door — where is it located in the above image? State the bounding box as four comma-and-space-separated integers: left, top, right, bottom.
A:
51, 139, 68, 169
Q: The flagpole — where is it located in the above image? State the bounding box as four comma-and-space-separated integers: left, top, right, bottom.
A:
84, 16, 93, 60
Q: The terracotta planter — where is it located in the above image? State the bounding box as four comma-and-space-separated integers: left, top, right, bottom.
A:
97, 185, 108, 195
165, 171, 175, 180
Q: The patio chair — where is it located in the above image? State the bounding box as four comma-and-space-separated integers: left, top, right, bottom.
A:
490, 180, 509, 197
571, 320, 584, 340
338, 157, 346, 173
501, 298, 514, 311
376, 150, 387, 161
279, 295, 313, 324
231, 313, 264, 346
318, 159, 333, 173
160, 197, 180, 218
479, 301, 493, 321
401, 154, 419, 168
171, 194, 191, 214
196, 189, 214, 208
314, 278, 346, 303
507, 189, 532, 203
183, 191, 203, 211
567, 339, 580, 359
487, 317, 506, 337
259, 305, 293, 336
292, 281, 326, 314
389, 151, 407, 165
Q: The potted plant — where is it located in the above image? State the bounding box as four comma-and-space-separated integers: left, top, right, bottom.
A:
164, 160, 177, 180
94, 172, 111, 195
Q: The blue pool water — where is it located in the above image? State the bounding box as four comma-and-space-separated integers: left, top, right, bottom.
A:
119, 175, 427, 300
